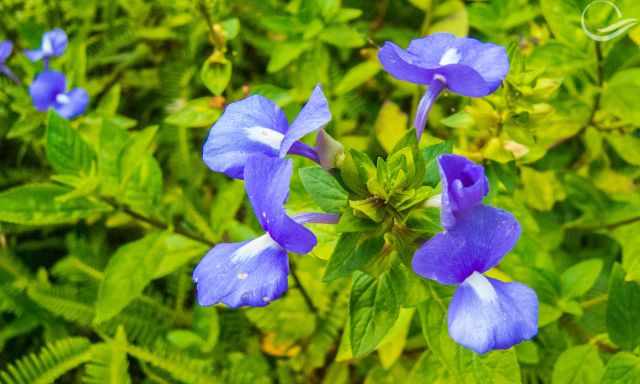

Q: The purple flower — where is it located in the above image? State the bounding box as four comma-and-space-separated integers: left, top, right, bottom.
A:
378, 33, 509, 139
193, 154, 338, 307
0, 40, 18, 84
25, 28, 68, 66
202, 84, 331, 179
412, 154, 537, 354
29, 70, 89, 119
0, 40, 12, 64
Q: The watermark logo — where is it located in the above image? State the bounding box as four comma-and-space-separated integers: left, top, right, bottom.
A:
581, 0, 638, 41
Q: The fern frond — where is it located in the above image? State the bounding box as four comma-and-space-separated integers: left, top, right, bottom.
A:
27, 283, 170, 345
0, 337, 92, 384
125, 343, 219, 384
83, 328, 131, 384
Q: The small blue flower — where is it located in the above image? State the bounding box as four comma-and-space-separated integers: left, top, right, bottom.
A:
193, 154, 338, 307
378, 33, 509, 139
412, 154, 537, 354
202, 84, 331, 179
25, 28, 68, 66
0, 40, 19, 84
29, 70, 89, 119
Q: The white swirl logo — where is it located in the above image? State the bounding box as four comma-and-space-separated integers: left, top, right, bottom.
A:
581, 0, 638, 42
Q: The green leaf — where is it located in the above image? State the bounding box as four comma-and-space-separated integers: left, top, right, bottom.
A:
422, 141, 453, 186
519, 167, 565, 211
601, 352, 640, 384
377, 307, 415, 369
611, 222, 640, 283
602, 69, 640, 126
604, 132, 640, 166
323, 233, 384, 282
539, 0, 589, 49
299, 167, 349, 213
267, 41, 311, 73
0, 183, 111, 225
46, 111, 96, 175
560, 259, 602, 299
349, 271, 400, 357
607, 263, 640, 350
165, 98, 222, 128
551, 344, 604, 384
335, 60, 381, 95
374, 101, 408, 154
319, 25, 364, 47
95, 233, 207, 323
200, 56, 232, 96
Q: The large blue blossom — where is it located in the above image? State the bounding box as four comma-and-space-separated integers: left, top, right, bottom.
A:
202, 84, 331, 179
0, 40, 19, 83
25, 28, 68, 66
193, 154, 338, 307
412, 154, 537, 354
29, 70, 89, 119
378, 33, 509, 139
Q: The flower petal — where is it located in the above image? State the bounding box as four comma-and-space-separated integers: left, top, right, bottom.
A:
436, 64, 491, 97
414, 79, 445, 139
438, 154, 489, 229
381, 33, 508, 96
412, 205, 521, 284
24, 49, 45, 62
55, 88, 89, 119
279, 84, 331, 157
42, 28, 68, 57
448, 273, 538, 354
193, 235, 289, 308
202, 95, 289, 179
0, 40, 13, 63
378, 41, 435, 84
244, 155, 317, 254
29, 70, 66, 112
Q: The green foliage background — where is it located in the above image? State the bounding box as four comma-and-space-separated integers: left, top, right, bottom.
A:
1, 0, 640, 383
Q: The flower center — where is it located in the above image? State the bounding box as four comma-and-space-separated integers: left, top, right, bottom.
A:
439, 48, 461, 66
245, 126, 285, 150
464, 272, 498, 303
55, 93, 70, 105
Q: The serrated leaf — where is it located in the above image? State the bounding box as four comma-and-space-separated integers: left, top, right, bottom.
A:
0, 183, 111, 225
47, 111, 96, 175
323, 233, 384, 282
349, 271, 400, 357
552, 344, 604, 384
299, 167, 349, 213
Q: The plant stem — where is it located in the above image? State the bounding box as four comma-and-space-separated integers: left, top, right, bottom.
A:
290, 264, 319, 314
573, 215, 640, 232
581, 293, 608, 309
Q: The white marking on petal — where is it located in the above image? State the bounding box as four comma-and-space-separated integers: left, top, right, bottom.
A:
262, 296, 271, 302
245, 126, 284, 150
433, 74, 447, 84
230, 233, 277, 263
56, 93, 70, 105
237, 272, 248, 280
439, 48, 461, 66
42, 37, 53, 56
464, 272, 498, 303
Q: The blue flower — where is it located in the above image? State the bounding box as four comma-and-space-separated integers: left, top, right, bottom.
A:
193, 154, 338, 307
378, 33, 509, 139
202, 84, 331, 179
25, 28, 68, 66
412, 154, 537, 354
29, 70, 89, 119
0, 40, 19, 83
